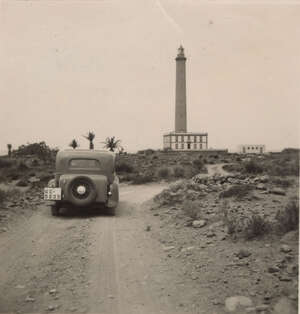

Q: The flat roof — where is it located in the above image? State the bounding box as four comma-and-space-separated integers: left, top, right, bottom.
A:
164, 132, 208, 136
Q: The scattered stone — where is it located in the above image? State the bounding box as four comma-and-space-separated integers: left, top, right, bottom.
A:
206, 230, 216, 238
225, 296, 253, 312
280, 245, 292, 253
163, 246, 175, 252
255, 304, 270, 312
25, 296, 35, 302
47, 305, 56, 311
236, 249, 251, 259
270, 188, 286, 196
256, 183, 267, 190
280, 230, 298, 243
15, 285, 25, 289
49, 289, 57, 295
16, 179, 28, 187
192, 220, 206, 228
273, 297, 297, 314
268, 266, 280, 273
145, 225, 151, 231
279, 276, 292, 282
0, 227, 8, 233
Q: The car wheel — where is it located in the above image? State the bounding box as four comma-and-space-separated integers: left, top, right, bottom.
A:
106, 206, 116, 216
68, 176, 97, 207
51, 203, 60, 216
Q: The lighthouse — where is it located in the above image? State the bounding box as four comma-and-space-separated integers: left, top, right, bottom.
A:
175, 45, 187, 133
163, 46, 208, 151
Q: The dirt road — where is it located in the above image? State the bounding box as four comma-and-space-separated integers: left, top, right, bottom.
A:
0, 183, 201, 314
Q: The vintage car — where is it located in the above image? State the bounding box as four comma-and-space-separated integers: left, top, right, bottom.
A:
44, 149, 119, 216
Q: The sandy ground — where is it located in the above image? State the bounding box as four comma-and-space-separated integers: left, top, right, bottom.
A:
0, 182, 205, 314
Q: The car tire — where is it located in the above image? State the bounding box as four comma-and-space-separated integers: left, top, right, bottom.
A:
68, 176, 97, 207
51, 203, 60, 216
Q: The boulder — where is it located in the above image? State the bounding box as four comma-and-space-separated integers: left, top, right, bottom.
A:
270, 188, 286, 196
225, 296, 253, 312
273, 297, 297, 314
192, 220, 206, 228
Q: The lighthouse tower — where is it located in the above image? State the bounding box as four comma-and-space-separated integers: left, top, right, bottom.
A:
163, 46, 208, 151
175, 45, 187, 133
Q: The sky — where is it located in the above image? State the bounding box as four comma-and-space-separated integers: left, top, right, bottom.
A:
0, 0, 299, 153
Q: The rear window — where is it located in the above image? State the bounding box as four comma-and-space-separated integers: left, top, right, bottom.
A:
69, 159, 100, 169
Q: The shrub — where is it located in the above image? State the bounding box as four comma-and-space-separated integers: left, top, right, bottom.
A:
192, 159, 204, 170
157, 167, 171, 179
271, 177, 293, 188
243, 160, 263, 174
116, 162, 134, 173
131, 174, 154, 185
276, 198, 299, 233
243, 214, 271, 240
219, 184, 253, 200
0, 188, 22, 204
173, 166, 185, 178
182, 200, 201, 219
0, 158, 15, 169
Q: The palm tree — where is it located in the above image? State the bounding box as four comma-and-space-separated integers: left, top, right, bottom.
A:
102, 136, 122, 152
82, 131, 95, 150
69, 139, 79, 149
7, 144, 12, 157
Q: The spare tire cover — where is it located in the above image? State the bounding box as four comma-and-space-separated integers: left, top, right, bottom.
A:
68, 176, 97, 207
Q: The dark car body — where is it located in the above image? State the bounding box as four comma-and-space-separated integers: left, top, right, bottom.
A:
44, 149, 119, 216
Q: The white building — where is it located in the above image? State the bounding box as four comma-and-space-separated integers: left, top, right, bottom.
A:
163, 132, 208, 151
238, 145, 266, 154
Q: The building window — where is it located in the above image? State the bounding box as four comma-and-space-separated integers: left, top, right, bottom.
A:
194, 143, 197, 149
181, 143, 184, 149
187, 143, 191, 149
175, 143, 178, 149
181, 135, 184, 142
200, 143, 202, 149
194, 136, 196, 143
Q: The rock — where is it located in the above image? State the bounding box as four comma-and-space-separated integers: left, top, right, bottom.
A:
225, 296, 253, 312
47, 305, 56, 311
145, 225, 151, 231
25, 296, 35, 302
255, 304, 270, 312
28, 177, 40, 183
273, 297, 297, 314
163, 246, 175, 252
270, 188, 286, 195
268, 266, 280, 273
256, 183, 267, 190
16, 179, 28, 187
0, 227, 8, 233
192, 220, 206, 228
280, 245, 292, 253
236, 249, 252, 259
206, 230, 216, 238
279, 276, 292, 282
49, 289, 57, 295
280, 230, 298, 243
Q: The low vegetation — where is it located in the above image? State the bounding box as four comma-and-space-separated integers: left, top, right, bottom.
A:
219, 184, 253, 200
275, 198, 299, 233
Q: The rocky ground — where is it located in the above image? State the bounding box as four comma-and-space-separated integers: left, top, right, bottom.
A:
0, 152, 298, 314
148, 164, 299, 313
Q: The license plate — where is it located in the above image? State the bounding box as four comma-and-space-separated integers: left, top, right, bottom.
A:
44, 188, 62, 200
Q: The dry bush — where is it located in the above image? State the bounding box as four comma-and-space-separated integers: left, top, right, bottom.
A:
0, 188, 22, 205
219, 184, 253, 200
243, 160, 263, 174
0, 158, 15, 169
182, 200, 202, 219
116, 162, 134, 173
173, 166, 185, 178
243, 214, 271, 240
276, 198, 299, 233
131, 173, 154, 185
221, 202, 270, 239
157, 167, 171, 179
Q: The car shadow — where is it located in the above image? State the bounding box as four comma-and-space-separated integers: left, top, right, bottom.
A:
56, 205, 115, 219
